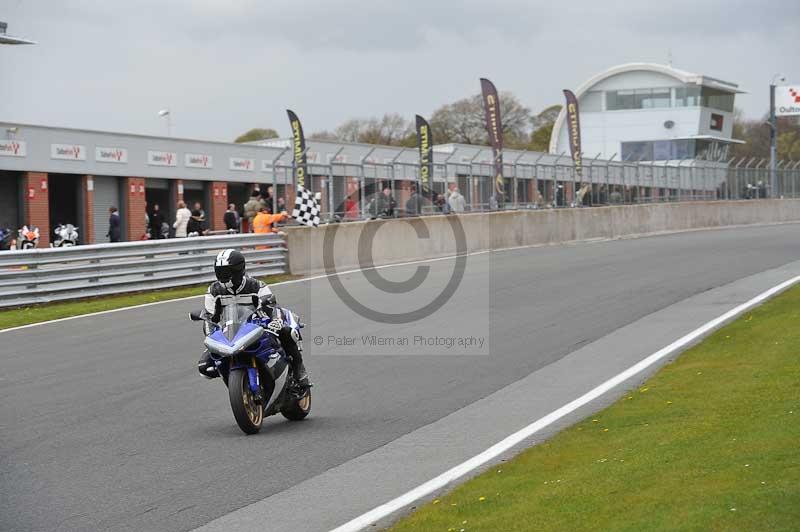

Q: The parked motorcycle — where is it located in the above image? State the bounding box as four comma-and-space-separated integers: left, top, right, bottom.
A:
17, 226, 40, 250
0, 228, 15, 251
52, 223, 79, 247
189, 301, 311, 434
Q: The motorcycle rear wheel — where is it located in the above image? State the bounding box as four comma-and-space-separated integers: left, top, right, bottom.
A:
228, 368, 263, 434
281, 387, 311, 421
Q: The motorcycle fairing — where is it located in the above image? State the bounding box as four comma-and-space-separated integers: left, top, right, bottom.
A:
204, 322, 264, 357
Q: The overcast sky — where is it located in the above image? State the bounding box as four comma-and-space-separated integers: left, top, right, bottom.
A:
1, 0, 798, 142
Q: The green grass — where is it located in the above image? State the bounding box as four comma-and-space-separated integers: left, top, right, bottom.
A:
0, 274, 296, 330
391, 285, 800, 532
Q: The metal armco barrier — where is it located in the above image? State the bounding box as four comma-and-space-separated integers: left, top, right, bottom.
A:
0, 233, 287, 308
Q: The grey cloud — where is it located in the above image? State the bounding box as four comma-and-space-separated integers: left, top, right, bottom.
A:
1, 0, 796, 141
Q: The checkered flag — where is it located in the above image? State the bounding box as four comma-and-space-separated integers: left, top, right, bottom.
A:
291, 186, 321, 227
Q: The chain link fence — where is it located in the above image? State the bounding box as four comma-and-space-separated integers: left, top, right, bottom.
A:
266, 155, 800, 223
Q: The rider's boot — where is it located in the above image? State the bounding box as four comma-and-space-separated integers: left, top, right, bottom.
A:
197, 350, 219, 379
293, 358, 310, 387
280, 328, 311, 387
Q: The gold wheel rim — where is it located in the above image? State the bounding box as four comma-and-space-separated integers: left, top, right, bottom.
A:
298, 392, 311, 411
243, 386, 263, 425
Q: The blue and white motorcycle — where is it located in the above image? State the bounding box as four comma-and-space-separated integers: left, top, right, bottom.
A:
190, 301, 311, 434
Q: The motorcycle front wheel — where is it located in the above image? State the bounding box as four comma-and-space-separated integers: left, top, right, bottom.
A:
228, 368, 263, 434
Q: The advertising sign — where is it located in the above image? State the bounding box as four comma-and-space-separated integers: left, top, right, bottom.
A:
229, 157, 255, 171
95, 146, 128, 163
148, 150, 177, 167
0, 140, 26, 157
51, 143, 86, 160
563, 90, 583, 180
776, 86, 800, 117
415, 114, 433, 200
287, 109, 308, 189
185, 153, 213, 168
480, 78, 505, 199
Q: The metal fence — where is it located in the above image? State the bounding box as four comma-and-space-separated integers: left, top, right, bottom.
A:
265, 155, 800, 220
0, 233, 287, 308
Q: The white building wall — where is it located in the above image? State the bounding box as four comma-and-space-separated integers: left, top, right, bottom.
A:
551, 64, 740, 161
589, 71, 683, 92
556, 107, 704, 158
697, 107, 734, 138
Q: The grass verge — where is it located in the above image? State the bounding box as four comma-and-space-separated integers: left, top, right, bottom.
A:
390, 285, 800, 532
0, 274, 296, 330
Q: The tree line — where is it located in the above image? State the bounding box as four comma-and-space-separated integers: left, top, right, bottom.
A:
234, 91, 562, 152
234, 92, 800, 162
731, 111, 800, 163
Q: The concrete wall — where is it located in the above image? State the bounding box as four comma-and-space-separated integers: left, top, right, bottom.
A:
284, 200, 800, 276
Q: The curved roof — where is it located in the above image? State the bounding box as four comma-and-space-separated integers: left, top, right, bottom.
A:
548, 63, 742, 154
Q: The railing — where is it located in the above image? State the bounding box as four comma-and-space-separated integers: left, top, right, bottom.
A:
267, 156, 800, 223
0, 233, 287, 308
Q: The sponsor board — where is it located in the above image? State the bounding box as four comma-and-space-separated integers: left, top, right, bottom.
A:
95, 146, 128, 163
229, 157, 255, 171
480, 78, 505, 198
776, 86, 800, 117
148, 150, 177, 167
51, 143, 86, 160
185, 153, 213, 168
416, 114, 433, 197
287, 109, 308, 188
0, 140, 26, 157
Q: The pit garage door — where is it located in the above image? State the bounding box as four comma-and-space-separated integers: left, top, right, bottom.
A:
92, 176, 120, 243
0, 171, 20, 231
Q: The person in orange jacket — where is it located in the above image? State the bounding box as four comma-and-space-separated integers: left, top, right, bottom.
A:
252, 205, 288, 234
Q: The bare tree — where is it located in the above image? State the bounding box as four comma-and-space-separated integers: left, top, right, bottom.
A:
330, 113, 413, 145
430, 91, 532, 146
334, 119, 364, 143
308, 130, 338, 141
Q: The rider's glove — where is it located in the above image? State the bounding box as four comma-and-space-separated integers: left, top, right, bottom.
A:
266, 317, 284, 336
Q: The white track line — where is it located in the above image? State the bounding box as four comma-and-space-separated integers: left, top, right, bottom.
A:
329, 274, 800, 532
0, 250, 489, 334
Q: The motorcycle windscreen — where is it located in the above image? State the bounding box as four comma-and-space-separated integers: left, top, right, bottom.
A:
219, 303, 252, 342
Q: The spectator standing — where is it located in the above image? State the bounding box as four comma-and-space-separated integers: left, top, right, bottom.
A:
244, 191, 262, 232
433, 192, 450, 214
149, 204, 165, 239
344, 195, 359, 220
405, 184, 423, 216
224, 203, 240, 232
173, 201, 191, 237
186, 209, 207, 236
276, 196, 286, 213
379, 186, 396, 217
447, 187, 466, 213
107, 207, 121, 243
253, 206, 288, 234
193, 202, 205, 219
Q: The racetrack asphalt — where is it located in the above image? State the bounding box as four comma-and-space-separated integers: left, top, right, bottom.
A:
2, 223, 799, 532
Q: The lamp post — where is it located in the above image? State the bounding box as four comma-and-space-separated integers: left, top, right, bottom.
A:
158, 109, 171, 137
769, 74, 786, 198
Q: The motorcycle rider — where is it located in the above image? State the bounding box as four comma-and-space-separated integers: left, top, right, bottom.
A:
197, 248, 310, 387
